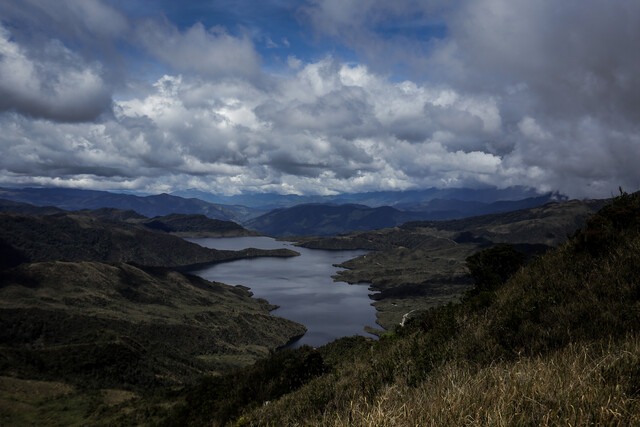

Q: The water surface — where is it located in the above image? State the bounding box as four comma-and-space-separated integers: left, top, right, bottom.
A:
187, 236, 378, 347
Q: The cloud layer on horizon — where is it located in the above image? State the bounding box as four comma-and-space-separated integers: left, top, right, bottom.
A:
0, 0, 638, 198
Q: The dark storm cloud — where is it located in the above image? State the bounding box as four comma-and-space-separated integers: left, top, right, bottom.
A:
0, 26, 112, 122
452, 0, 640, 117
0, 0, 126, 122
447, 0, 640, 196
0, 0, 128, 44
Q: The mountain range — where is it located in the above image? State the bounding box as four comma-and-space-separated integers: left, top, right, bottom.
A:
171, 186, 552, 209
0, 186, 564, 236
0, 187, 256, 222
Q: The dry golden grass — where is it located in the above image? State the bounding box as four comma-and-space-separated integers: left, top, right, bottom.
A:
99, 389, 138, 407
0, 376, 74, 401
323, 337, 640, 427
240, 329, 639, 427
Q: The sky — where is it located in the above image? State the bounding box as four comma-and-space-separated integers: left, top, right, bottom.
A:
0, 0, 638, 198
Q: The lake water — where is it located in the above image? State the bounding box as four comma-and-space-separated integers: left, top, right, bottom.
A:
186, 236, 379, 347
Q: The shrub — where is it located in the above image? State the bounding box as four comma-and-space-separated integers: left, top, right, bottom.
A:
466, 244, 526, 294
163, 346, 327, 426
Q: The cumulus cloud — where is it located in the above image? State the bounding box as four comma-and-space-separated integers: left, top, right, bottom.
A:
0, 0, 128, 42
136, 20, 262, 80
0, 56, 520, 195
0, 0, 638, 198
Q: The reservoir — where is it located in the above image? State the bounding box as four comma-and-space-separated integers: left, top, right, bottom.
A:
187, 236, 379, 347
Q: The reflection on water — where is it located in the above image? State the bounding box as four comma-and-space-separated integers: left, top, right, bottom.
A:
187, 236, 379, 347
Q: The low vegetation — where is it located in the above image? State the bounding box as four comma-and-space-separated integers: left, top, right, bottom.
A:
0, 211, 297, 269
141, 213, 259, 237
164, 191, 640, 426
0, 193, 635, 425
304, 198, 603, 328
0, 206, 307, 426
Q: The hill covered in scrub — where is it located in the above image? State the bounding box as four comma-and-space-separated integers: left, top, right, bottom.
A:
244, 193, 561, 237
159, 191, 640, 426
245, 203, 416, 237
0, 206, 308, 426
140, 213, 259, 237
0, 262, 305, 387
0, 210, 295, 269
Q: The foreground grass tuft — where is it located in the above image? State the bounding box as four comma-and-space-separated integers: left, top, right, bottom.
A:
322, 337, 640, 426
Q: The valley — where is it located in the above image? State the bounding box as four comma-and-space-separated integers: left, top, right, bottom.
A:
1, 2, 636, 424
0, 188, 620, 425
0, 202, 308, 424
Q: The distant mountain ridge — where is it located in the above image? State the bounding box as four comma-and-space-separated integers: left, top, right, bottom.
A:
1, 186, 562, 236
246, 203, 418, 237
246, 194, 563, 236
0, 187, 258, 223
171, 186, 554, 209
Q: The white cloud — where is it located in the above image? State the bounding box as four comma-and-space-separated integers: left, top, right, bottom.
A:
518, 117, 548, 142
0, 60, 515, 195
287, 55, 302, 70
136, 20, 262, 80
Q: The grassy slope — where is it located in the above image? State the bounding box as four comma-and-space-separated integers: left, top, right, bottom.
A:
0, 261, 307, 426
0, 208, 307, 426
208, 192, 640, 426
0, 261, 306, 379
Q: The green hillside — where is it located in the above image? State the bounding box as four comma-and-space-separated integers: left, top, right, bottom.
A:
164, 191, 640, 426
0, 208, 305, 426
0, 211, 296, 268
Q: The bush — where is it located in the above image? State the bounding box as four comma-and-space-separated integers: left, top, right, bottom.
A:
574, 190, 640, 255
164, 346, 327, 426
466, 244, 526, 293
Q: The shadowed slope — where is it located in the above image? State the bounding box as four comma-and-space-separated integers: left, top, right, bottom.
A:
0, 212, 297, 268
0, 261, 306, 389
